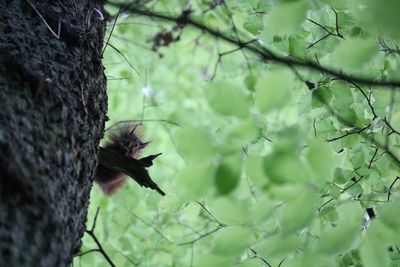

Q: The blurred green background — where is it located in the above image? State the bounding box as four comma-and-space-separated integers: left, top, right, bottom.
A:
75, 1, 400, 266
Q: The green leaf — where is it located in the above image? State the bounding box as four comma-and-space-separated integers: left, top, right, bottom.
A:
158, 194, 183, 214
329, 184, 341, 199
319, 206, 339, 223
209, 198, 249, 225
331, 82, 358, 124
245, 155, 268, 187
244, 74, 257, 92
371, 90, 392, 117
182, 202, 201, 221
251, 196, 274, 223
350, 146, 365, 169
311, 86, 332, 108
289, 36, 306, 59
215, 154, 241, 195
340, 108, 358, 125
314, 119, 337, 139
174, 127, 214, 161
205, 81, 251, 118
236, 259, 260, 267
297, 91, 312, 115
333, 168, 345, 183
354, 0, 400, 39
176, 162, 215, 201
281, 191, 318, 234
331, 38, 377, 69
213, 227, 253, 255
264, 152, 307, 184
378, 201, 400, 232
264, 1, 308, 35
257, 234, 301, 258
360, 221, 391, 267
273, 126, 301, 153
306, 140, 335, 180
225, 118, 261, 146
197, 254, 232, 267
315, 218, 360, 255
255, 69, 293, 113
243, 15, 264, 35
331, 82, 353, 110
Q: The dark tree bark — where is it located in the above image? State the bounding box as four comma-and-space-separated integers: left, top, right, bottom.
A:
0, 1, 107, 266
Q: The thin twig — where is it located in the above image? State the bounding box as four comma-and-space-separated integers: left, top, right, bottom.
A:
368, 148, 378, 169
102, 4, 122, 56
26, 0, 61, 39
105, 119, 180, 131
83, 208, 116, 267
209, 40, 256, 80
77, 248, 100, 257
249, 248, 272, 267
326, 125, 370, 142
341, 176, 365, 192
278, 257, 286, 267
379, 39, 400, 55
178, 225, 224, 246
197, 201, 225, 226
131, 212, 172, 242
303, 8, 344, 49
106, 3, 400, 88
349, 82, 377, 119
387, 176, 400, 202
106, 42, 140, 75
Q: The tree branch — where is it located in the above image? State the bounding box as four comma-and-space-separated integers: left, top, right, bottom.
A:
83, 208, 116, 267
387, 176, 400, 202
107, 3, 400, 88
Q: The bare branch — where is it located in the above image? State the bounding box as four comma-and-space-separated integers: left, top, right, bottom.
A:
106, 42, 140, 75
368, 148, 378, 169
131, 212, 172, 242
379, 39, 400, 55
387, 176, 400, 202
249, 248, 272, 267
197, 201, 225, 226
178, 225, 224, 246
83, 208, 116, 267
102, 5, 122, 56
105, 4, 400, 87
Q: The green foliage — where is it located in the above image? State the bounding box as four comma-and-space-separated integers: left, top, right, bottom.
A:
264, 1, 309, 35
205, 81, 252, 118
255, 68, 294, 113
331, 38, 378, 70
76, 0, 400, 266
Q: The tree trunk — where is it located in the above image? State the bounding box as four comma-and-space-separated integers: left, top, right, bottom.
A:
0, 1, 107, 266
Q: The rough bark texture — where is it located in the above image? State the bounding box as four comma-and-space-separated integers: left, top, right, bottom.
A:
0, 0, 107, 266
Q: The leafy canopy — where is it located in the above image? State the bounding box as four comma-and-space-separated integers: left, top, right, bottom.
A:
75, 0, 400, 266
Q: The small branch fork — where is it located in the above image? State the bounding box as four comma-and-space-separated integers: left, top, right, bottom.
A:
307, 7, 344, 49
320, 174, 400, 211
178, 201, 226, 246
248, 248, 272, 267
326, 125, 369, 143
131, 212, 172, 242
106, 2, 400, 87
79, 208, 116, 267
335, 82, 399, 159
210, 39, 257, 80
379, 39, 400, 56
